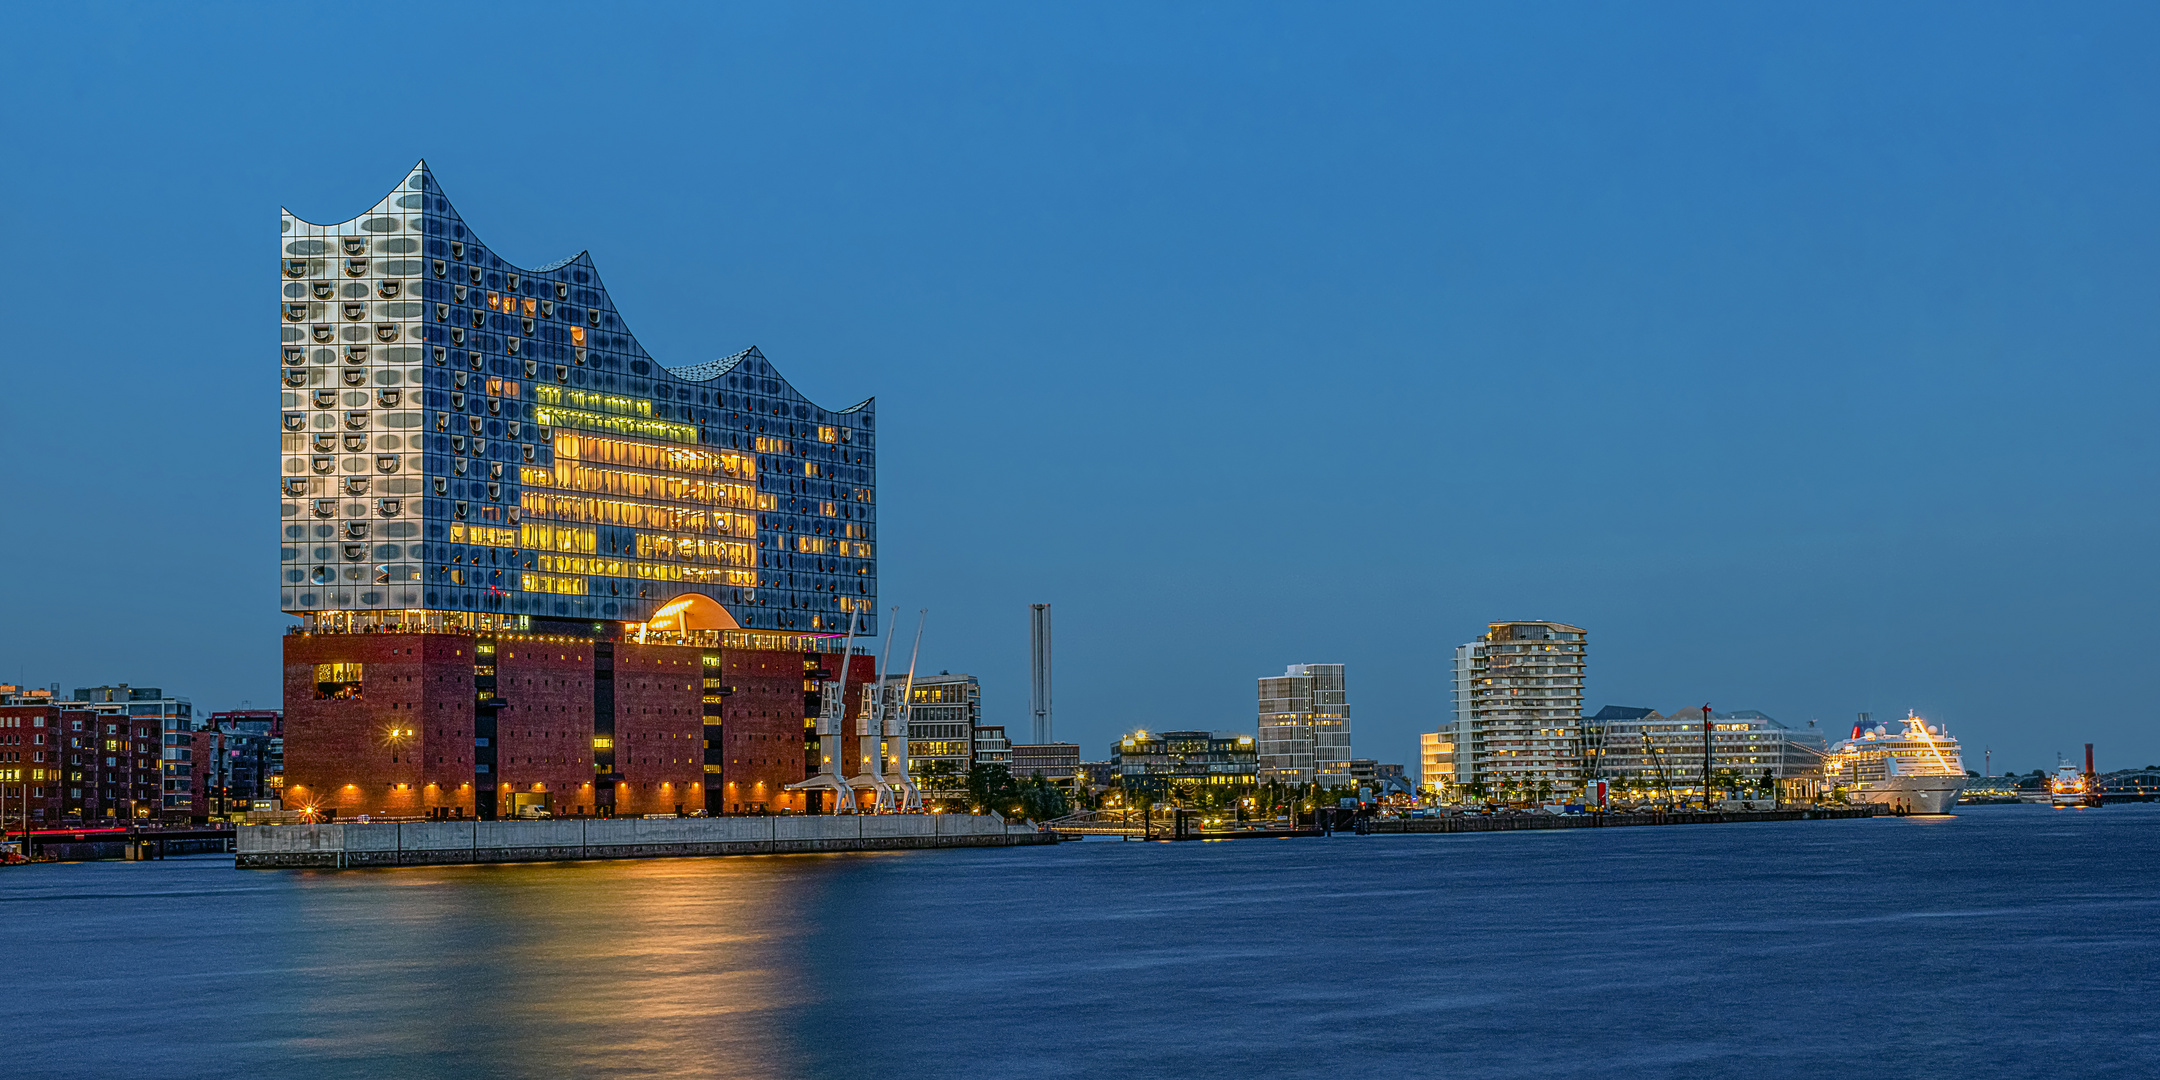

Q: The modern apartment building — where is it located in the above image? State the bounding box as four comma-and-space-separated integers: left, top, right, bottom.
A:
974, 725, 1012, 770
1583, 706, 1828, 794
71, 686, 205, 820
1419, 729, 1457, 796
278, 163, 880, 819
1256, 663, 1351, 786
1436, 621, 1587, 800
210, 710, 286, 799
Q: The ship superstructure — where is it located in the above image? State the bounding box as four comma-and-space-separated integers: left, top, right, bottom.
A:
2047, 744, 2103, 808
1824, 712, 1969, 814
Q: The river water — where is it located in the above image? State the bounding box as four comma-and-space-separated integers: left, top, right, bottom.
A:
5, 804, 2156, 1079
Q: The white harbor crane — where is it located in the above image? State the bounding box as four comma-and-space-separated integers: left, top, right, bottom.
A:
784, 607, 862, 811
868, 609, 927, 813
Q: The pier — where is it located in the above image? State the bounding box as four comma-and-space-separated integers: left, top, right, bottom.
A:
236, 813, 1055, 869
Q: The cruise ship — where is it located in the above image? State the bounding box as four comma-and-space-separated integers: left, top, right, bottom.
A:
1824, 712, 1969, 814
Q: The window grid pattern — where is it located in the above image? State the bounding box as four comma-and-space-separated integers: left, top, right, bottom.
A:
279, 162, 876, 634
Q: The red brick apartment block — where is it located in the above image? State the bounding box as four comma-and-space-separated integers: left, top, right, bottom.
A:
0, 706, 161, 824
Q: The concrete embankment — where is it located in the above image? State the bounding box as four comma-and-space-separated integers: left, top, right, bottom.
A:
237, 813, 1054, 869
1365, 806, 1879, 834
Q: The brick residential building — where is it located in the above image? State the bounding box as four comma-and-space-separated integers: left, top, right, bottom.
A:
0, 705, 161, 824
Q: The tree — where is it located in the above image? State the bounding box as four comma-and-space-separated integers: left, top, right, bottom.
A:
964, 763, 1018, 814
1015, 771, 1070, 822
914, 758, 960, 792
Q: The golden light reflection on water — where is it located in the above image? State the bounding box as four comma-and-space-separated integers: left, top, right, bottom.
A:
292, 854, 862, 1078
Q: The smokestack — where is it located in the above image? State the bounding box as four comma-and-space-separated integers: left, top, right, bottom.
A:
2085, 743, 2095, 777
1029, 604, 1052, 744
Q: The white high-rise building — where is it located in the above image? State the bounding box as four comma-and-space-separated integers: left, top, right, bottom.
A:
1433, 621, 1586, 801
1257, 663, 1351, 787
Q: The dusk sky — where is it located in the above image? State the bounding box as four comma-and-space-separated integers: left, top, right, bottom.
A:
3, 3, 2155, 773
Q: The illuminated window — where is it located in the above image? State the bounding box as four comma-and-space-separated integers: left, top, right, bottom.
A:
521, 572, 589, 596
519, 523, 598, 553
818, 426, 839, 443
314, 663, 364, 700
449, 524, 519, 547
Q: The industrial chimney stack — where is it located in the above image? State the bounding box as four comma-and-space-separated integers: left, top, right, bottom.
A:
1029, 604, 1053, 744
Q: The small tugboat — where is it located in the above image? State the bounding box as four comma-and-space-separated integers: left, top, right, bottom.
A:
2048, 744, 2103, 808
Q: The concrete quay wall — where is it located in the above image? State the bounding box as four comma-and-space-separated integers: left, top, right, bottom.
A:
237, 813, 1054, 869
1365, 806, 1880, 834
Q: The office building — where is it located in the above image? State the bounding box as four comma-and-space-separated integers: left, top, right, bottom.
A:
279, 163, 879, 819
1583, 707, 1828, 795
1076, 760, 1120, 794
1010, 742, 1080, 781
1256, 663, 1351, 786
1113, 730, 1259, 795
1438, 621, 1587, 800
891, 672, 980, 802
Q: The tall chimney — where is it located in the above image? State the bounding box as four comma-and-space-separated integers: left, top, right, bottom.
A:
2085, 743, 2095, 777
1029, 604, 1052, 744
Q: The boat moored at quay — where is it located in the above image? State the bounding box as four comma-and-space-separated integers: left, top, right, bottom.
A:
1825, 712, 1969, 814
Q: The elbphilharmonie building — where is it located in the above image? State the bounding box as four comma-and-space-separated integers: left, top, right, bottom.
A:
278, 163, 880, 820
280, 161, 876, 637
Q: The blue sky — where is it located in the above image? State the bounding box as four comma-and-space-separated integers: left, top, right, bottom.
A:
3, 3, 2155, 772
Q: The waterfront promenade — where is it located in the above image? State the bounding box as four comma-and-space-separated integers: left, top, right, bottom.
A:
1365, 806, 1879, 833
1054, 805, 1878, 839
236, 812, 1053, 869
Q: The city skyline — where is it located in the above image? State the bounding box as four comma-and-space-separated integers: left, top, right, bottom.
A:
5, 6, 2159, 772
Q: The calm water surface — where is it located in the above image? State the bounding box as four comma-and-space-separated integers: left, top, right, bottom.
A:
5, 804, 2157, 1079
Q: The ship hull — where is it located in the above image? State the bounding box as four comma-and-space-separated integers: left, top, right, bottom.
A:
1849, 775, 1968, 814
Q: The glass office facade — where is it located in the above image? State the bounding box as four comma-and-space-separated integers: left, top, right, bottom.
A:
279, 162, 875, 634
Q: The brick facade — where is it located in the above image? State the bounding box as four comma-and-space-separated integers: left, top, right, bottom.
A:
0, 705, 161, 823
283, 630, 877, 820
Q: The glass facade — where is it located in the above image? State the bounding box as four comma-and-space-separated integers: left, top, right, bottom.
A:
279, 162, 875, 633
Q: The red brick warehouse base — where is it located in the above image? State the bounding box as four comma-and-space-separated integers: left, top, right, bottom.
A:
283, 627, 874, 819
